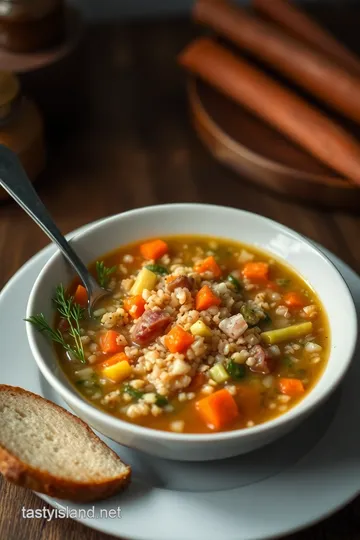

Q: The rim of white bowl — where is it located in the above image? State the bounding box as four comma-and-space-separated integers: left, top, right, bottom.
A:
26, 203, 358, 443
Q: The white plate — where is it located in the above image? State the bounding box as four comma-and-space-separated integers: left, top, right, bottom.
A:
1, 223, 360, 540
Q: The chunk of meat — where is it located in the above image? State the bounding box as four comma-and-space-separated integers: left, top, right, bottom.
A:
167, 275, 195, 292
131, 310, 172, 346
249, 345, 274, 375
219, 314, 248, 339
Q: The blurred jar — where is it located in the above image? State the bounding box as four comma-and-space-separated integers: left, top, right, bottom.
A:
0, 0, 65, 52
0, 71, 45, 200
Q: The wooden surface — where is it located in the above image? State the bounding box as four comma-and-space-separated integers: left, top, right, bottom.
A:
1, 10, 360, 540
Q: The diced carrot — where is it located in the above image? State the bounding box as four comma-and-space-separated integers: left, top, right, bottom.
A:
123, 295, 146, 319
99, 352, 128, 368
195, 256, 222, 278
195, 285, 221, 311
140, 239, 168, 260
195, 388, 239, 430
73, 284, 88, 307
242, 262, 269, 282
166, 275, 178, 284
278, 378, 305, 396
99, 330, 124, 354
283, 292, 306, 309
165, 325, 195, 353
188, 372, 207, 391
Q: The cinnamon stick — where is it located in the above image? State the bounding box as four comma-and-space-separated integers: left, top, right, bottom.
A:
193, 0, 360, 125
178, 38, 360, 185
253, 0, 360, 74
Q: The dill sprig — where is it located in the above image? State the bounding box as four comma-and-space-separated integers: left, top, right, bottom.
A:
96, 260, 117, 289
26, 284, 86, 363
26, 314, 85, 362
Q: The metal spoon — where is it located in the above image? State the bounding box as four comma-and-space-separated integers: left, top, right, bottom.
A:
0, 145, 109, 315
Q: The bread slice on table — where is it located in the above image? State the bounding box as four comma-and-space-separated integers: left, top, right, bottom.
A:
0, 385, 131, 502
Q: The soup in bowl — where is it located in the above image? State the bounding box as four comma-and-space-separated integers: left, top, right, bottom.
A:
26, 204, 357, 461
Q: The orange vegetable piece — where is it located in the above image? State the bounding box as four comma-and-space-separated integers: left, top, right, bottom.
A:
196, 388, 239, 430
283, 292, 306, 308
124, 295, 146, 319
165, 325, 195, 353
195, 256, 222, 278
242, 262, 269, 282
99, 330, 124, 354
99, 352, 128, 368
278, 378, 305, 396
140, 239, 168, 260
195, 285, 221, 311
73, 284, 88, 307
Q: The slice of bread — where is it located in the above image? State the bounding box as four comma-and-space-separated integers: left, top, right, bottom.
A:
0, 385, 131, 502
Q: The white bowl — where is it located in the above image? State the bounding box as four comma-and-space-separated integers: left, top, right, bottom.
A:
26, 204, 357, 461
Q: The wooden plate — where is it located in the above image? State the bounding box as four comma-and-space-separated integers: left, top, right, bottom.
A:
189, 78, 360, 210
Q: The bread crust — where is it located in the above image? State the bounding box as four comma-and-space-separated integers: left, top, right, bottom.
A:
0, 385, 131, 502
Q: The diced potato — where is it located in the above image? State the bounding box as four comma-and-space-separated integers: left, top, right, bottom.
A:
130, 267, 157, 295
261, 322, 312, 345
190, 320, 212, 338
209, 363, 230, 383
102, 360, 132, 383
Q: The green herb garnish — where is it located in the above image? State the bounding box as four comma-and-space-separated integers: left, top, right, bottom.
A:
227, 360, 246, 380
123, 384, 144, 400
122, 384, 168, 407
227, 274, 241, 292
262, 312, 272, 325
240, 304, 261, 326
96, 260, 117, 288
26, 313, 85, 364
282, 356, 293, 367
145, 264, 169, 276
276, 278, 291, 287
27, 285, 86, 362
155, 395, 168, 407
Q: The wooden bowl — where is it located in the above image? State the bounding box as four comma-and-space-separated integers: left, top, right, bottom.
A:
189, 78, 360, 211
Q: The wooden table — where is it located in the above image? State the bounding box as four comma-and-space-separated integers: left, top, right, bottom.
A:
1, 10, 360, 540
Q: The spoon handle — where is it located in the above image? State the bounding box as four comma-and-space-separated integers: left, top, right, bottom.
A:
0, 145, 98, 294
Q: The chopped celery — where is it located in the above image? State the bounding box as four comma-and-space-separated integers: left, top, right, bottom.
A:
190, 320, 212, 338
209, 363, 230, 383
130, 267, 157, 295
261, 322, 312, 345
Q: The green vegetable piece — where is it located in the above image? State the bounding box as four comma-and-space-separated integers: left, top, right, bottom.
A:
240, 304, 261, 326
155, 395, 168, 407
209, 363, 230, 383
261, 322, 313, 345
227, 360, 246, 380
145, 264, 169, 276
227, 274, 241, 292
